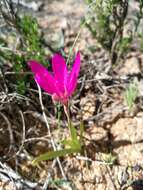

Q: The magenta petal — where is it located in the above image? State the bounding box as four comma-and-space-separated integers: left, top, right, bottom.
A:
52, 54, 68, 82
28, 60, 56, 94
54, 81, 65, 97
71, 52, 80, 76
68, 73, 77, 96
69, 52, 80, 84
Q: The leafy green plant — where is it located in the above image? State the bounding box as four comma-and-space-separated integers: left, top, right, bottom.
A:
16, 15, 47, 65
103, 153, 117, 165
139, 32, 143, 52
14, 15, 48, 94
48, 179, 72, 188
32, 122, 84, 164
135, 1, 143, 52
12, 55, 27, 94
0, 13, 49, 94
84, 0, 131, 64
125, 83, 138, 111
135, 0, 143, 32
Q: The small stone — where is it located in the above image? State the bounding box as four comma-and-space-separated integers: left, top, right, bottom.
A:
119, 57, 140, 75
114, 143, 143, 165
80, 93, 96, 120
111, 114, 143, 143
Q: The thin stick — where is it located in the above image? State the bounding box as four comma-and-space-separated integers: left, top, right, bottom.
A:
64, 104, 72, 137
16, 110, 26, 155
37, 83, 67, 180
66, 21, 85, 65
64, 104, 70, 125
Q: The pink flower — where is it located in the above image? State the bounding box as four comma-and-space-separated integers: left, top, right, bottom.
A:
28, 52, 80, 105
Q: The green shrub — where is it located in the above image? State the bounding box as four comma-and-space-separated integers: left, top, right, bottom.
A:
84, 0, 130, 64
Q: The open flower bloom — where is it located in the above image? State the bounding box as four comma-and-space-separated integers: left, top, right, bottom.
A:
28, 52, 80, 105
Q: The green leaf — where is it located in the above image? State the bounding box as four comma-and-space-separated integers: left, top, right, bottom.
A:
49, 179, 71, 187
61, 139, 73, 147
70, 122, 78, 142
103, 153, 117, 165
17, 80, 26, 94
125, 83, 138, 110
70, 123, 82, 150
32, 148, 80, 165
79, 122, 84, 144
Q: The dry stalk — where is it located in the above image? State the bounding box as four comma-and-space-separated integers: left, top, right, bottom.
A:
0, 112, 14, 160
36, 83, 67, 181
16, 110, 26, 156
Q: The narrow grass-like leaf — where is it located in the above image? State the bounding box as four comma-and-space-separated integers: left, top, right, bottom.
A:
79, 122, 84, 143
125, 83, 138, 110
32, 148, 80, 165
61, 139, 73, 147
70, 122, 78, 142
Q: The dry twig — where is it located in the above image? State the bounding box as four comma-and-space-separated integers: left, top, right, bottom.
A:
36, 83, 67, 183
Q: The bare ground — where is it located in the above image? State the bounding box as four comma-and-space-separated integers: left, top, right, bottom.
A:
0, 0, 143, 190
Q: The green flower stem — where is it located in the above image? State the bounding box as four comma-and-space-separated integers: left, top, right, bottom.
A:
64, 104, 72, 137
